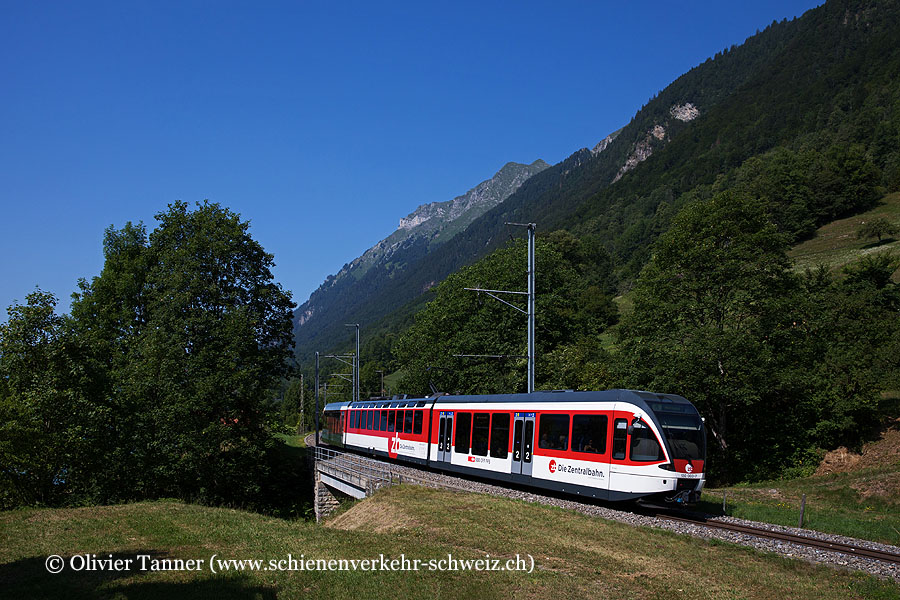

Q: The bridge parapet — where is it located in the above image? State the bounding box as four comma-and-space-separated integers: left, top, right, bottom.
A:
313, 446, 396, 520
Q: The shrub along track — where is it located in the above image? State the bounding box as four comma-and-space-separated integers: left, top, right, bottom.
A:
303, 434, 900, 580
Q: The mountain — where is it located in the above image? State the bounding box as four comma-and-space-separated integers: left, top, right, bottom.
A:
297, 0, 900, 364
293, 160, 550, 345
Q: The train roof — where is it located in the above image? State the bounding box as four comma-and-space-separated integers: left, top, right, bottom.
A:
324, 389, 697, 415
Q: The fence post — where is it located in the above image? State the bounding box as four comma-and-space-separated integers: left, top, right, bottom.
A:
798, 494, 807, 528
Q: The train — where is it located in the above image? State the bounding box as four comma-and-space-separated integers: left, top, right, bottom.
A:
321, 388, 706, 504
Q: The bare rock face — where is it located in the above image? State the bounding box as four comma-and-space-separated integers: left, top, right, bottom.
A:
670, 102, 700, 122
591, 129, 622, 156
612, 103, 701, 183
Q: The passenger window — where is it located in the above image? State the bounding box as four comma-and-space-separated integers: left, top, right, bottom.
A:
404, 410, 414, 434
387, 410, 395, 432
373, 410, 381, 431
380, 410, 388, 431
538, 414, 569, 451
573, 414, 608, 454
630, 420, 664, 462
612, 418, 627, 459
455, 412, 472, 454
472, 413, 490, 456
367, 410, 374, 431
490, 413, 510, 459
413, 410, 423, 435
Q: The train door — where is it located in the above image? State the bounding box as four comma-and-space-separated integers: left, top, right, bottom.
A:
511, 412, 535, 476
437, 411, 453, 463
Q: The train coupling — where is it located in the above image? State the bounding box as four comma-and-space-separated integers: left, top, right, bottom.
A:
666, 489, 701, 505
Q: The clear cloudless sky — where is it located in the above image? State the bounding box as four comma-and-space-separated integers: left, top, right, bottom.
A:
1, 0, 823, 320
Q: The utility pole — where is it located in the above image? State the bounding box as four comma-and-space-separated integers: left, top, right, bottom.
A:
526, 222, 535, 394
314, 351, 319, 446
345, 323, 360, 403
299, 373, 304, 431
461, 222, 536, 393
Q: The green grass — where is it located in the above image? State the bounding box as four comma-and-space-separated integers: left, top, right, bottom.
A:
1, 486, 898, 599
789, 192, 900, 279
383, 370, 405, 395
702, 464, 900, 545
275, 433, 307, 449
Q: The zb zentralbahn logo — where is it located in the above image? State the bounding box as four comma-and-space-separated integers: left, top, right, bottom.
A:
548, 459, 604, 478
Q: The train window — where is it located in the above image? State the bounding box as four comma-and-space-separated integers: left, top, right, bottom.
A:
573, 415, 608, 454
387, 410, 396, 432
438, 418, 446, 451
380, 410, 388, 431
630, 420, 664, 462
455, 412, 472, 454
367, 410, 374, 431
490, 413, 510, 459
404, 410, 414, 434
373, 410, 381, 431
612, 418, 627, 459
471, 413, 490, 456
417, 401, 426, 407
413, 410, 423, 435
538, 414, 569, 451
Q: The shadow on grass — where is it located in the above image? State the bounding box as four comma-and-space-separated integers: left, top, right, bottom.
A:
861, 237, 898, 249
259, 437, 314, 520
0, 550, 276, 600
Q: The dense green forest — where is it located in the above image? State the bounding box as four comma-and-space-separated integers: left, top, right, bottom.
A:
0, 202, 306, 513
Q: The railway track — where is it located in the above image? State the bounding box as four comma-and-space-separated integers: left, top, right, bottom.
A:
647, 510, 900, 566
305, 436, 900, 578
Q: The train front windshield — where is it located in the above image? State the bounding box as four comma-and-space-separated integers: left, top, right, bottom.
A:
648, 403, 706, 462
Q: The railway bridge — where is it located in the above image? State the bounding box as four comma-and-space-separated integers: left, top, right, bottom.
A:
311, 444, 399, 520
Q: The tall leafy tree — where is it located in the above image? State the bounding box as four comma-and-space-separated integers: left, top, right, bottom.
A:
0, 291, 98, 507
615, 191, 802, 481
71, 201, 296, 504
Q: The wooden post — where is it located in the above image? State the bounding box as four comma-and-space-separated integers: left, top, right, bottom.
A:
722, 491, 727, 515
798, 494, 807, 528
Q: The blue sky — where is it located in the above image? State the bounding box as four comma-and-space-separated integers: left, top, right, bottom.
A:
0, 1, 823, 320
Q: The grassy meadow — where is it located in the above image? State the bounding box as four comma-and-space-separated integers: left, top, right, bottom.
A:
789, 192, 900, 278
1, 485, 898, 599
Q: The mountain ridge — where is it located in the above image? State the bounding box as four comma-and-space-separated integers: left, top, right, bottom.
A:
294, 159, 550, 330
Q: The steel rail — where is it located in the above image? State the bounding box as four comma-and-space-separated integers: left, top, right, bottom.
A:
654, 512, 900, 565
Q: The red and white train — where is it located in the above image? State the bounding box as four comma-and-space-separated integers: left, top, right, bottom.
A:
322, 389, 706, 503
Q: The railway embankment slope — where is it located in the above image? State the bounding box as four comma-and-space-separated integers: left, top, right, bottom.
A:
3, 486, 899, 599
